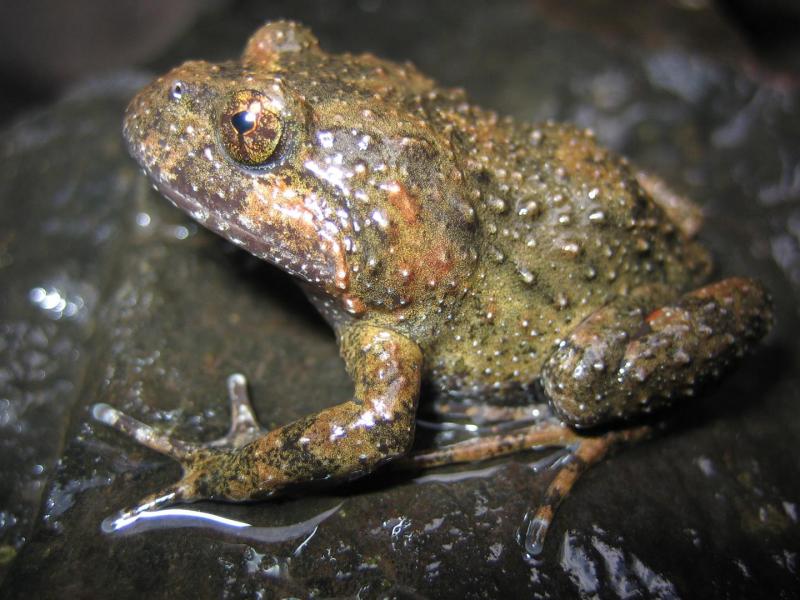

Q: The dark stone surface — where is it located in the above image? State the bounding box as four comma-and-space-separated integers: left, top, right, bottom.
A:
1, 1, 799, 597
0, 0, 224, 128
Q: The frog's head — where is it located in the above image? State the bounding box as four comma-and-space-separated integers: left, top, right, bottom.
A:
124, 21, 476, 324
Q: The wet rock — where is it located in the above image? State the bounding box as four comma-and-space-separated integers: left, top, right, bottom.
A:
0, 73, 147, 583
1, 0, 799, 597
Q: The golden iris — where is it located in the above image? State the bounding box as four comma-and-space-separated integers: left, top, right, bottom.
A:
218, 90, 282, 166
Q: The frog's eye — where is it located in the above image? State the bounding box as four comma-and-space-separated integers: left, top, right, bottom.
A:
218, 90, 283, 167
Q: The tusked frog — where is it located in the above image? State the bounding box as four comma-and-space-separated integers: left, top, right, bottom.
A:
93, 20, 772, 554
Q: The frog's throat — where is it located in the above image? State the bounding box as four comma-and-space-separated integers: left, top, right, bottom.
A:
151, 176, 338, 290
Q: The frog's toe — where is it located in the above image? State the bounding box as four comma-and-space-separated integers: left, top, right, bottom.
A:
520, 427, 649, 555
91, 402, 199, 460
206, 373, 267, 449
92, 374, 265, 459
402, 422, 650, 556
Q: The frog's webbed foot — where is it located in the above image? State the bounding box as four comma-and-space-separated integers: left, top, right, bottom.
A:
519, 427, 649, 555
403, 424, 650, 556
92, 373, 264, 455
92, 374, 266, 530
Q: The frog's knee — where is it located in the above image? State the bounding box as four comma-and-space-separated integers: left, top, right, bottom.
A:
540, 341, 625, 429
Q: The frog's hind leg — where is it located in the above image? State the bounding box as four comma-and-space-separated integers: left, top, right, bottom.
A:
542, 277, 772, 429
403, 423, 649, 555
424, 401, 548, 426
407, 422, 580, 467
91, 373, 266, 530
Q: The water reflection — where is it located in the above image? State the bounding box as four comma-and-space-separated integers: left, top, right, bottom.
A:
102, 503, 342, 545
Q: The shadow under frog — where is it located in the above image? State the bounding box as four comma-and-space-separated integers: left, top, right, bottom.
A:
92, 20, 772, 555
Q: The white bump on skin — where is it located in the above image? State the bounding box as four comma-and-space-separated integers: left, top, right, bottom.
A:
238, 214, 254, 229
379, 182, 401, 194
352, 411, 376, 429
304, 160, 350, 194
329, 425, 346, 441
371, 209, 389, 228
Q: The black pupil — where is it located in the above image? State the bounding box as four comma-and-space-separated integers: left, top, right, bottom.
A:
231, 111, 256, 134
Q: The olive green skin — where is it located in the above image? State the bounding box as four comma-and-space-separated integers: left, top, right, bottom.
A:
116, 21, 771, 505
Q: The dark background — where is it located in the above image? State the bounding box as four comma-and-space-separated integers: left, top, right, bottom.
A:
1, 0, 799, 127
1, 1, 799, 598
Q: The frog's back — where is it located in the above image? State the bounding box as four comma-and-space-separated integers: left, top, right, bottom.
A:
476, 120, 710, 298
422, 103, 712, 404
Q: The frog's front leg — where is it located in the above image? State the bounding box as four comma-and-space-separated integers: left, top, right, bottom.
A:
542, 277, 772, 429
93, 324, 422, 527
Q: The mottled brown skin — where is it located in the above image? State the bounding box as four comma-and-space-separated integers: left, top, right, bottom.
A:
95, 21, 772, 552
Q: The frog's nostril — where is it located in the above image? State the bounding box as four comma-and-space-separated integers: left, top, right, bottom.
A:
170, 81, 185, 100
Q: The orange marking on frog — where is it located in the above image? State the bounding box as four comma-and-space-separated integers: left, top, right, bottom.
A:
397, 242, 457, 304
386, 182, 420, 224
243, 178, 350, 292
645, 308, 664, 323
343, 294, 366, 316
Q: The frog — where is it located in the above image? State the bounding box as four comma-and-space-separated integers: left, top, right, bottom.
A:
92, 20, 772, 554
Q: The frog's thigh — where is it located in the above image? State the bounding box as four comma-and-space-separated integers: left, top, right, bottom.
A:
541, 277, 771, 429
